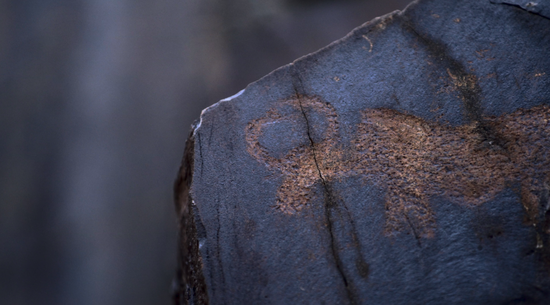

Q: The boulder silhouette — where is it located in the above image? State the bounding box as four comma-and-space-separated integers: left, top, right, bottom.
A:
174, 0, 550, 303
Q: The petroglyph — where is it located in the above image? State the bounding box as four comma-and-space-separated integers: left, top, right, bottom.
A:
245, 96, 550, 237
245, 97, 340, 214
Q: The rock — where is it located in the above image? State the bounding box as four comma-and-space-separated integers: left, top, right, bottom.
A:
174, 0, 550, 303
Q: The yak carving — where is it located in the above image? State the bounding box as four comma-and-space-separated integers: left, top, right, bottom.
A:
246, 96, 550, 237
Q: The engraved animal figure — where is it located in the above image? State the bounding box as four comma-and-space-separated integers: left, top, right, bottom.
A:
245, 96, 550, 237
245, 97, 340, 214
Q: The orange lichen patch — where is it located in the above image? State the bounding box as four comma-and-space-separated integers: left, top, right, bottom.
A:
246, 97, 550, 237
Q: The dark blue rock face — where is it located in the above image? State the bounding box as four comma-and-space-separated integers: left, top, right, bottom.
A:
175, 0, 550, 303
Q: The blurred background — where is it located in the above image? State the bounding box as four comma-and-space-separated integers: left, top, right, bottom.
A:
0, 0, 410, 304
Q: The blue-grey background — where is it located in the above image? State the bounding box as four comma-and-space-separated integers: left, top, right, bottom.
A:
0, 0, 410, 304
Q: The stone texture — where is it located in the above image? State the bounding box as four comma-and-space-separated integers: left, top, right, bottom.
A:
175, 0, 550, 303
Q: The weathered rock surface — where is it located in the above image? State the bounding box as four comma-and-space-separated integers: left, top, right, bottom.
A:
174, 0, 550, 303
